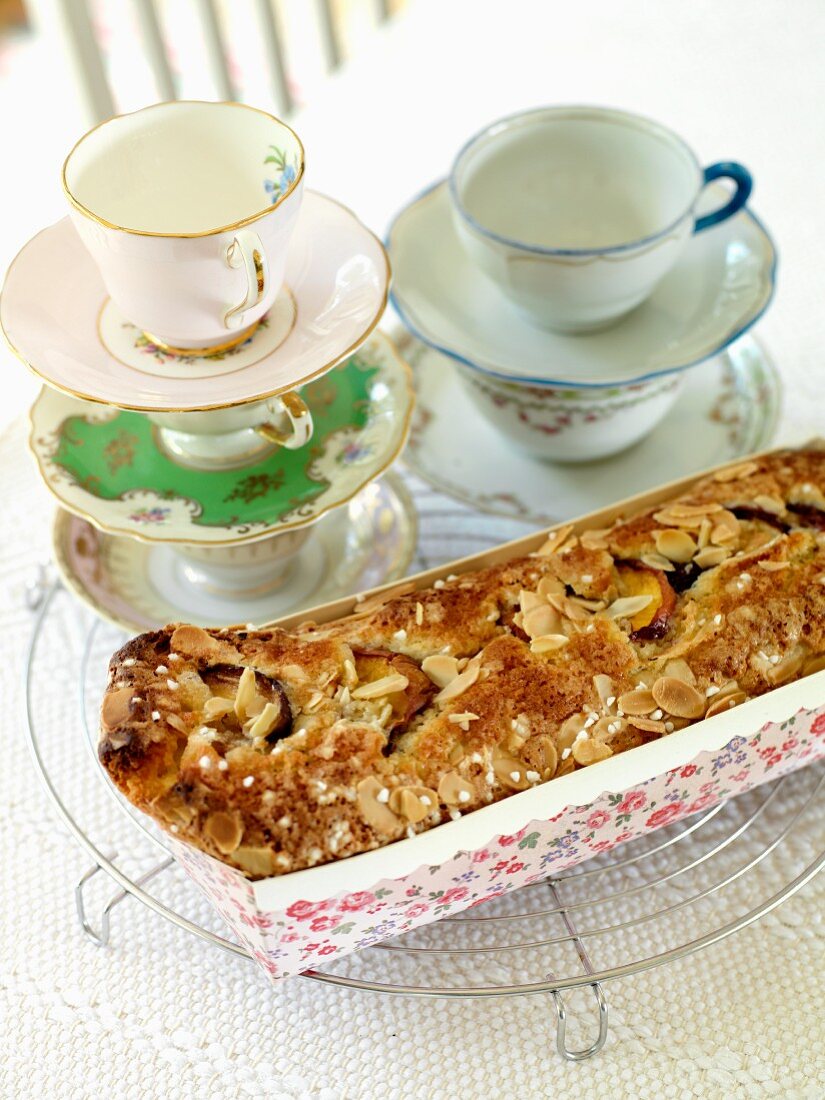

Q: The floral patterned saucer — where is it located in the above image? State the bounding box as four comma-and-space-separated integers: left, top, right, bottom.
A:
401, 333, 781, 524
52, 474, 417, 632
29, 332, 413, 544
2, 191, 388, 411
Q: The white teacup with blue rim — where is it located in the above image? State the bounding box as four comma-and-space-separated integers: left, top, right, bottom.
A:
449, 105, 753, 333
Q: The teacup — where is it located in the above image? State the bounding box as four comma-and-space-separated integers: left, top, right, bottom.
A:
450, 106, 752, 333
454, 362, 684, 462
63, 100, 304, 352
149, 391, 313, 471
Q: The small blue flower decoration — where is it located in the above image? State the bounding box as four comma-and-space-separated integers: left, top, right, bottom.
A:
264, 146, 298, 202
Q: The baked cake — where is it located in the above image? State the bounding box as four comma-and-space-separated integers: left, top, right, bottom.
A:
100, 450, 825, 878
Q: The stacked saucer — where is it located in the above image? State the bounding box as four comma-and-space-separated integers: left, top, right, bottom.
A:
388, 106, 779, 517
2, 102, 415, 629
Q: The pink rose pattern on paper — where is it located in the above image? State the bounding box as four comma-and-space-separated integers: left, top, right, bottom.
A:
168, 706, 825, 983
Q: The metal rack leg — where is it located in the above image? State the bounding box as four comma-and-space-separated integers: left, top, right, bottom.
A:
75, 858, 175, 947
547, 880, 609, 1060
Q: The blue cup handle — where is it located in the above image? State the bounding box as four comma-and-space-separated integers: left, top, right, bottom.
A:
694, 162, 753, 234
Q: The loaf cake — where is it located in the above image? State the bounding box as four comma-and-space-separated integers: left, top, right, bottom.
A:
100, 450, 825, 878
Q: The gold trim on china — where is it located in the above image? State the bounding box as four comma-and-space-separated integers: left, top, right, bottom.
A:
27, 330, 416, 546
96, 286, 298, 379
61, 100, 305, 238
142, 317, 263, 358
1, 195, 391, 412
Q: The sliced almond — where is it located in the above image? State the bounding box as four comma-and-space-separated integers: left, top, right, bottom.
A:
435, 659, 480, 705
713, 460, 759, 482
705, 690, 746, 718
233, 846, 276, 876
536, 736, 558, 779
421, 654, 460, 689
204, 811, 243, 854
491, 746, 530, 790
667, 501, 723, 518
592, 715, 627, 743
627, 716, 667, 733
530, 634, 570, 655
693, 546, 731, 569
519, 588, 546, 613
641, 552, 676, 572
663, 658, 696, 685
757, 560, 790, 572
803, 653, 825, 676
101, 687, 134, 730
234, 666, 258, 721
352, 673, 409, 700
448, 742, 465, 765
170, 624, 219, 655
204, 697, 234, 720
437, 772, 476, 807
617, 688, 657, 715
592, 674, 614, 706
572, 739, 613, 766
558, 713, 586, 750
752, 493, 785, 515
652, 510, 703, 530
537, 575, 565, 598
655, 529, 697, 562
766, 651, 805, 685
389, 785, 439, 824
523, 604, 563, 639
356, 777, 401, 834
354, 580, 417, 614
166, 713, 188, 734
580, 530, 610, 550
247, 702, 283, 739
652, 676, 707, 719
697, 517, 713, 549
536, 524, 575, 557
604, 595, 654, 620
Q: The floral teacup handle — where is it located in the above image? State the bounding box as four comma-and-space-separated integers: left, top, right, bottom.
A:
256, 391, 313, 450
694, 162, 753, 234
225, 229, 268, 330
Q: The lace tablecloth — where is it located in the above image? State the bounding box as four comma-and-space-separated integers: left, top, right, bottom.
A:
2, 409, 824, 1100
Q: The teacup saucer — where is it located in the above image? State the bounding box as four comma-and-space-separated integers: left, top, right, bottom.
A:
29, 331, 413, 544
2, 191, 389, 411
388, 180, 776, 387
52, 473, 417, 632
401, 333, 780, 523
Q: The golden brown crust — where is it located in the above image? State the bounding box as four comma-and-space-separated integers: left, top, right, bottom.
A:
100, 450, 825, 878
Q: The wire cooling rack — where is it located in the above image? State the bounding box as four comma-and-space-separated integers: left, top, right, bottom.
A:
22, 481, 825, 1063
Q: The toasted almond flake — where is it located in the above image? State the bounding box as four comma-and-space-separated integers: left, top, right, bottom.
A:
435, 659, 481, 705
697, 517, 713, 549
356, 777, 400, 833
627, 716, 667, 733
572, 740, 613, 766
415, 602, 424, 625
352, 673, 409, 700
355, 581, 417, 614
592, 674, 614, 706
422, 654, 460, 689
537, 575, 566, 598
641, 552, 676, 572
233, 667, 257, 720
438, 771, 475, 806
757, 560, 790, 572
558, 713, 586, 750
752, 493, 785, 515
705, 690, 747, 718
536, 736, 559, 778
767, 651, 805, 685
713, 460, 759, 482
592, 715, 626, 743
204, 812, 242, 854
803, 654, 825, 675
204, 697, 233, 720
604, 595, 654, 620
448, 711, 480, 727
617, 688, 657, 715
520, 588, 546, 613
694, 545, 731, 569
652, 676, 707, 719
530, 634, 570, 655
669, 501, 724, 518
247, 702, 284, 739
710, 524, 737, 546
652, 510, 703, 530
536, 524, 575, 557
389, 785, 439, 824
448, 742, 465, 765
663, 658, 696, 685
491, 747, 530, 790
523, 604, 563, 639
165, 713, 187, 734
654, 528, 697, 562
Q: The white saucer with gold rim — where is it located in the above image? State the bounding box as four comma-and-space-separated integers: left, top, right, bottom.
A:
53, 473, 417, 632
1, 190, 389, 418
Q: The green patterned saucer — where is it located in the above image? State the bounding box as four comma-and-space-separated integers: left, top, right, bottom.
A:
29, 332, 413, 544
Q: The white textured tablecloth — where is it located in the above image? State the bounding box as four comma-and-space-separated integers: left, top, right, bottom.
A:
4, 1, 825, 1096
